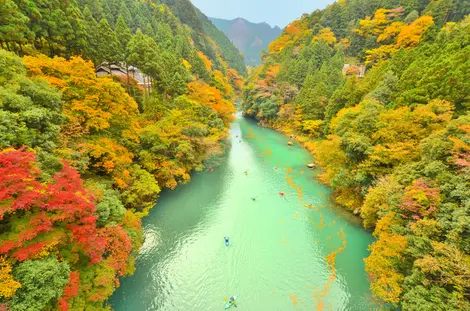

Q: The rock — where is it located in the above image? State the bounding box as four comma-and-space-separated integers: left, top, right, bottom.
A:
307, 163, 315, 169
287, 141, 293, 146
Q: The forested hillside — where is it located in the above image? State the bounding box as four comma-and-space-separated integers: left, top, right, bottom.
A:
243, 0, 470, 308
161, 0, 246, 75
210, 17, 282, 66
0, 0, 244, 310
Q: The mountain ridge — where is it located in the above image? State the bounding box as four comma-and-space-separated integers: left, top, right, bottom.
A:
210, 17, 282, 66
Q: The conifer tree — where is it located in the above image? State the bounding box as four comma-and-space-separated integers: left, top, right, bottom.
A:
0, 0, 30, 51
97, 18, 121, 69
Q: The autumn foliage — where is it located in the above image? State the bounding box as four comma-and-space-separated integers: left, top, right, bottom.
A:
0, 148, 137, 310
0, 148, 104, 263
187, 81, 235, 125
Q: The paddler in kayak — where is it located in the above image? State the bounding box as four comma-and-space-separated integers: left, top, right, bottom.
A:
229, 296, 237, 307
224, 236, 229, 246
244, 170, 248, 175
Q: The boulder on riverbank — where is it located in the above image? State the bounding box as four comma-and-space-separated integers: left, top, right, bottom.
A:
287, 141, 293, 146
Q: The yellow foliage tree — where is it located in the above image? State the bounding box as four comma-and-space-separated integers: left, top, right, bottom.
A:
312, 28, 337, 45
197, 51, 212, 71
365, 212, 407, 306
396, 16, 434, 48
355, 8, 391, 37
365, 44, 397, 64
0, 256, 21, 298
378, 21, 405, 43
314, 135, 348, 184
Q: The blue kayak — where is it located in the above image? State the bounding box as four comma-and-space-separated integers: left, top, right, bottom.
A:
224, 295, 238, 309
225, 240, 229, 246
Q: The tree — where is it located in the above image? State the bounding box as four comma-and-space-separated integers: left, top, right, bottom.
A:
57, 271, 80, 311
64, 3, 88, 57
404, 10, 420, 24
0, 256, 21, 298
0, 148, 106, 263
312, 27, 337, 45
365, 212, 407, 306
127, 29, 160, 91
0, 0, 31, 50
0, 50, 62, 151
368, 71, 398, 105
115, 14, 132, 61
396, 16, 434, 48
169, 72, 187, 97
95, 187, 126, 227
10, 256, 70, 311
83, 7, 100, 63
121, 165, 160, 213
97, 18, 121, 68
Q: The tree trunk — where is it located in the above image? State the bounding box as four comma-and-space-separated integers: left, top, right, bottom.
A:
126, 63, 131, 93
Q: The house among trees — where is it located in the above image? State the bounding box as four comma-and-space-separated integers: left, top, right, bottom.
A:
96, 64, 150, 89
342, 64, 366, 78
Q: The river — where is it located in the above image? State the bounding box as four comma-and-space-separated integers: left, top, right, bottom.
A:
109, 115, 377, 310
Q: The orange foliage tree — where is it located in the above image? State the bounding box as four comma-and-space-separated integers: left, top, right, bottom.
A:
396, 16, 434, 48
187, 81, 235, 125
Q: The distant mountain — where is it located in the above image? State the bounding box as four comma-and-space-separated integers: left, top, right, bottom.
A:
161, 0, 247, 75
210, 17, 282, 67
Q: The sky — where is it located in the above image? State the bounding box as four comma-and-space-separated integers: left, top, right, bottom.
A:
191, 0, 335, 28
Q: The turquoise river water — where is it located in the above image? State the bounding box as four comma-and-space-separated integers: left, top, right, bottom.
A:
109, 115, 378, 310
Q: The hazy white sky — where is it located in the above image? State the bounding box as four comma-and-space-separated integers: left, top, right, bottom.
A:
191, 0, 335, 28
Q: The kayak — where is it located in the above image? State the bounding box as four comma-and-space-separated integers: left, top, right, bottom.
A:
224, 295, 238, 309
225, 240, 229, 246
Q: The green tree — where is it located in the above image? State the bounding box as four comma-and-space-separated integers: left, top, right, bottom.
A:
96, 187, 126, 226
11, 256, 70, 311
169, 72, 188, 97
0, 0, 31, 51
83, 6, 100, 63
115, 14, 132, 55
0, 50, 63, 151
65, 2, 88, 56
119, 2, 133, 27
404, 10, 420, 24
97, 18, 121, 68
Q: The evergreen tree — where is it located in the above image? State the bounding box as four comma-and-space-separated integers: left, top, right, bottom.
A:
404, 10, 420, 24
85, 0, 104, 21
100, 0, 115, 26
119, 2, 133, 28
169, 72, 188, 97
97, 18, 121, 68
65, 1, 88, 56
115, 14, 132, 60
83, 6, 100, 63
0, 0, 31, 50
